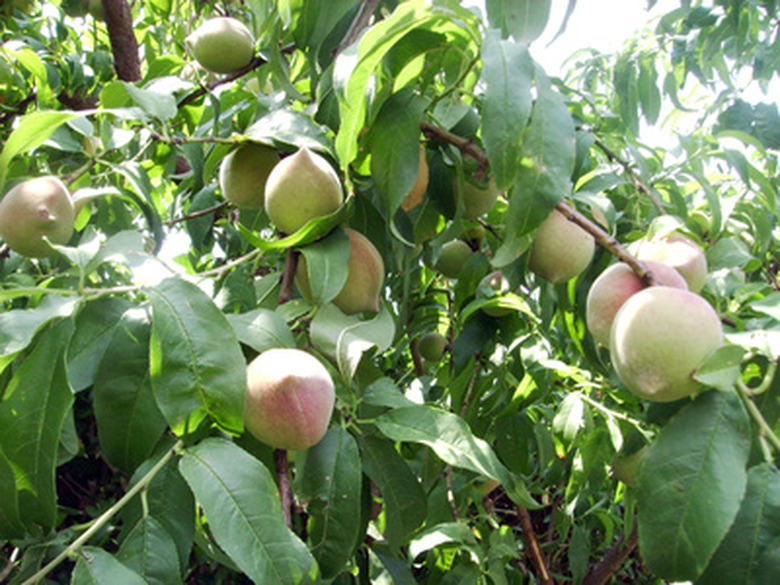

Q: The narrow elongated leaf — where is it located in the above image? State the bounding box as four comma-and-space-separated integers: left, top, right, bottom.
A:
375, 405, 536, 508
486, 0, 552, 43
360, 435, 426, 547
0, 111, 83, 187
493, 72, 575, 266
369, 88, 428, 216
697, 463, 780, 584
68, 296, 133, 392
0, 295, 78, 373
225, 309, 296, 353
637, 390, 751, 581
298, 228, 351, 305
72, 547, 147, 585
117, 517, 182, 585
93, 307, 167, 473
480, 30, 533, 191
179, 438, 320, 584
298, 427, 362, 579
148, 277, 246, 435
0, 319, 74, 539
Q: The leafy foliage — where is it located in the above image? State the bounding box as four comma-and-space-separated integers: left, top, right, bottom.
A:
0, 0, 779, 583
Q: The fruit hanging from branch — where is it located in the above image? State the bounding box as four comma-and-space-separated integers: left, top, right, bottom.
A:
586, 260, 689, 348
636, 233, 708, 292
609, 286, 723, 402
219, 143, 279, 209
186, 17, 255, 74
244, 348, 336, 451
528, 208, 595, 283
264, 147, 344, 235
0, 176, 75, 258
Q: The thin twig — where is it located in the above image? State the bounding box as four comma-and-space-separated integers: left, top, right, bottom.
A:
582, 527, 639, 585
421, 120, 658, 285
594, 138, 665, 213
275, 449, 293, 528
445, 466, 460, 521
516, 505, 553, 585
21, 440, 183, 585
166, 201, 227, 226
736, 379, 780, 458
278, 248, 299, 305
410, 337, 425, 377
178, 55, 268, 107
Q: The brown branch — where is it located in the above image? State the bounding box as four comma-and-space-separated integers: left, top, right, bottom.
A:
57, 91, 99, 111
410, 337, 425, 377
517, 505, 553, 585
594, 138, 665, 213
178, 55, 268, 108
278, 248, 299, 305
582, 527, 639, 585
420, 120, 658, 285
0, 92, 36, 127
335, 0, 380, 57
165, 201, 227, 227
274, 448, 292, 528
102, 0, 142, 82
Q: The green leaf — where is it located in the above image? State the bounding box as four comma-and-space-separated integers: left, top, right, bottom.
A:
697, 463, 780, 585
486, 0, 552, 43
123, 83, 177, 121
298, 427, 362, 579
493, 72, 574, 267
407, 522, 480, 560
360, 435, 427, 547
310, 303, 396, 380
117, 516, 182, 585
122, 447, 194, 571
638, 55, 661, 125
334, 0, 446, 167
375, 405, 537, 508
225, 309, 296, 353
179, 438, 320, 584
148, 277, 246, 435
298, 227, 351, 305
93, 307, 167, 474
369, 88, 428, 216
67, 296, 133, 392
245, 109, 332, 153
0, 111, 83, 188
0, 295, 79, 374
237, 195, 353, 251
0, 319, 74, 539
694, 345, 747, 392
637, 390, 751, 581
71, 547, 147, 585
480, 30, 533, 191
553, 391, 586, 444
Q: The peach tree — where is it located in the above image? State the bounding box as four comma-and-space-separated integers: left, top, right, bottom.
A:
0, 1, 779, 583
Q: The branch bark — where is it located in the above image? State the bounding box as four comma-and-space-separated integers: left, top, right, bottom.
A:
335, 0, 380, 57
101, 0, 142, 82
516, 505, 553, 585
582, 527, 639, 585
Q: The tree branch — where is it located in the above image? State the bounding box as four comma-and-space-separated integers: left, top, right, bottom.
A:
582, 527, 639, 585
274, 448, 293, 528
101, 0, 142, 82
335, 0, 380, 57
420, 120, 658, 285
594, 138, 665, 213
165, 201, 227, 227
178, 55, 268, 107
278, 247, 299, 305
516, 505, 553, 585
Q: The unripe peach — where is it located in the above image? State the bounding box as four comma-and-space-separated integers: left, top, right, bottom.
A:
264, 148, 344, 235
460, 176, 499, 220
0, 176, 74, 258
400, 145, 429, 212
636, 233, 708, 292
244, 348, 335, 451
417, 331, 447, 362
297, 228, 384, 315
528, 209, 595, 283
478, 270, 513, 317
610, 287, 723, 402
186, 17, 255, 74
586, 260, 688, 348
219, 143, 279, 209
433, 239, 473, 279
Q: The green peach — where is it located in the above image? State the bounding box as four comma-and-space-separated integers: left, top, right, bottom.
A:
528, 209, 595, 283
219, 143, 279, 209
